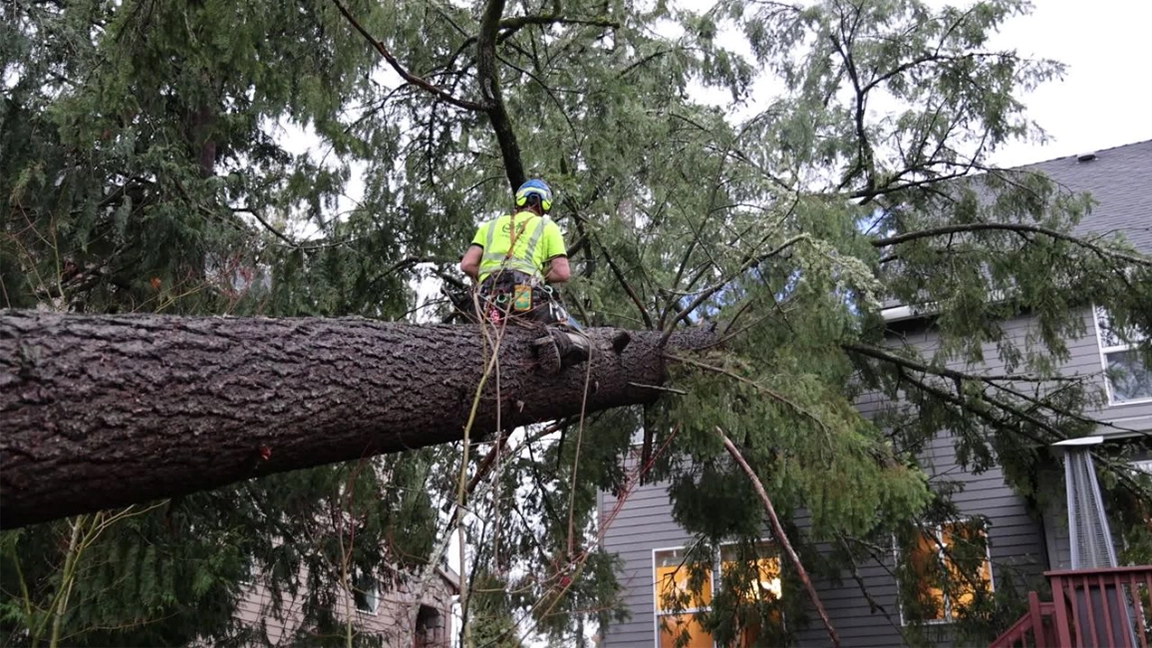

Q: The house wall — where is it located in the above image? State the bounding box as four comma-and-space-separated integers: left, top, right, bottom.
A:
600, 141, 1152, 647
226, 568, 456, 647
600, 474, 700, 648
1007, 142, 1152, 431
601, 311, 1115, 647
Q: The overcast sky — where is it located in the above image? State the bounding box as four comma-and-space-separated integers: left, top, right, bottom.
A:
988, 0, 1152, 167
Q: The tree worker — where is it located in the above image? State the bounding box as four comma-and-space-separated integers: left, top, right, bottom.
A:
459, 178, 590, 374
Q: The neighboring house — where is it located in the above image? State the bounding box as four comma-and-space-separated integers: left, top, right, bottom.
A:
599, 140, 1152, 647
231, 563, 458, 647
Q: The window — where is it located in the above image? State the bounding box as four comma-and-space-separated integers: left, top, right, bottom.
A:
653, 543, 781, 648
902, 521, 994, 623
1095, 307, 1152, 404
655, 548, 713, 648
415, 605, 445, 648
239, 557, 256, 585
353, 573, 379, 615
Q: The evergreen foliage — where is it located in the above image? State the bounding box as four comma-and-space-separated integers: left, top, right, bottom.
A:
3, 0, 1151, 645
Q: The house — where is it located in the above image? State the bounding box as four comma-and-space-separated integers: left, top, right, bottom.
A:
229, 562, 458, 646
597, 140, 1152, 647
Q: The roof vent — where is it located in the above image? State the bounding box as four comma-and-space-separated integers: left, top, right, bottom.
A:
1077, 152, 1098, 162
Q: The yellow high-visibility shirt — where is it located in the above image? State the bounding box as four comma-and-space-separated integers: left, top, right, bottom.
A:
471, 211, 566, 282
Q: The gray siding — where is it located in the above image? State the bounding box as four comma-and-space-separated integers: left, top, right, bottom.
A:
888, 307, 1152, 438
600, 141, 1152, 647
602, 315, 1077, 647
601, 473, 697, 647
600, 438, 1048, 648
998, 140, 1152, 431
786, 429, 1048, 648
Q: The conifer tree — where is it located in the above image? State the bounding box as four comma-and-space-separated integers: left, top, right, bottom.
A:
3, 0, 1151, 646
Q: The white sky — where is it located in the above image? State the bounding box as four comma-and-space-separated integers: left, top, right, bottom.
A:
988, 0, 1152, 167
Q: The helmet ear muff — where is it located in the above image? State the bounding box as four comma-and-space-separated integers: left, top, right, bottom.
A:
515, 179, 553, 212
516, 193, 551, 212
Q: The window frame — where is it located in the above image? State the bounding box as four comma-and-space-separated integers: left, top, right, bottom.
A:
897, 519, 996, 626
352, 572, 380, 616
1092, 306, 1152, 406
651, 540, 782, 648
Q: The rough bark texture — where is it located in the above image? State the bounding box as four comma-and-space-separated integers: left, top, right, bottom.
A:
0, 311, 712, 528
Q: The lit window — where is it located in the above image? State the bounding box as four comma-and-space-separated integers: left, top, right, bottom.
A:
1095, 307, 1152, 404
720, 545, 783, 603
719, 544, 783, 646
902, 521, 993, 623
655, 548, 713, 648
654, 543, 782, 647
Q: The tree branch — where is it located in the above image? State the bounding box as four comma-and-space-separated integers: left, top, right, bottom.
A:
844, 342, 1152, 439
871, 222, 1152, 267
453, 14, 620, 52
231, 207, 299, 248
331, 0, 488, 112
659, 234, 809, 346
841, 343, 1086, 384
717, 428, 841, 648
496, 14, 619, 40
597, 238, 654, 329
674, 356, 829, 434
477, 0, 525, 189
831, 3, 874, 194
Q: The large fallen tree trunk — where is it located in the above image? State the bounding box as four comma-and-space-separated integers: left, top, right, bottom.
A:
0, 311, 711, 528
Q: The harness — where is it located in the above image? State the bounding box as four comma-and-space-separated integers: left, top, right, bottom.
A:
479, 269, 553, 321
479, 212, 550, 280
474, 212, 582, 333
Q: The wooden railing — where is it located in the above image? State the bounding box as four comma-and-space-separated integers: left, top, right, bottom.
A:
991, 565, 1152, 648
1049, 566, 1152, 648
989, 591, 1058, 648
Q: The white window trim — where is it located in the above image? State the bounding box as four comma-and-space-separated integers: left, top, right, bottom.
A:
1092, 306, 1152, 406
895, 519, 996, 626
651, 544, 707, 648
650, 540, 780, 648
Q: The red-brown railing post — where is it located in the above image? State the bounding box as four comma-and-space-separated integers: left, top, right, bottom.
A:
1051, 572, 1075, 647
1036, 590, 1055, 645
990, 566, 1152, 648
1133, 569, 1150, 648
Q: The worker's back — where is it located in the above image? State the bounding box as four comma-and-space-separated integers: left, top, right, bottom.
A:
474, 211, 562, 282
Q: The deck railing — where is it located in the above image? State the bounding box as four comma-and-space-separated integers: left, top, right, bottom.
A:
1049, 566, 1152, 648
989, 591, 1058, 648
990, 565, 1152, 648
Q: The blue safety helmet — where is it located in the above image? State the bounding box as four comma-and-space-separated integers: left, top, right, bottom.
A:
515, 178, 553, 213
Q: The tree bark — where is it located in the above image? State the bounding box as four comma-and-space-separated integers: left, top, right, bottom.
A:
476, 0, 526, 190
0, 311, 711, 528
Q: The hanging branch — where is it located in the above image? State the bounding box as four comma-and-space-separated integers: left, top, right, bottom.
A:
598, 238, 654, 329
716, 427, 842, 648
332, 0, 489, 112
872, 222, 1152, 268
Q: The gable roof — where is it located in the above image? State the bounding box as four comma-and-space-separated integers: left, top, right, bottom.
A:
1025, 139, 1152, 253
879, 139, 1152, 320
